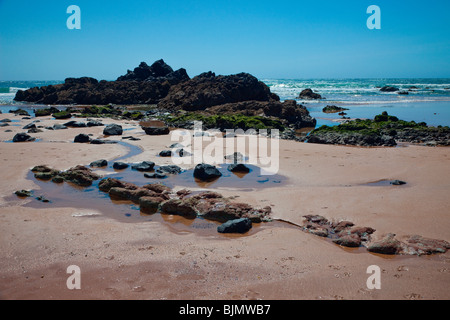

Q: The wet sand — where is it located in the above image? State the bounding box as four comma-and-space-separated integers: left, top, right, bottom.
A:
0, 112, 449, 300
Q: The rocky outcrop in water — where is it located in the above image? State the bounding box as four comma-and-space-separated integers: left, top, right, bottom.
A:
157, 71, 279, 111
14, 60, 189, 105
298, 88, 323, 100
307, 112, 450, 147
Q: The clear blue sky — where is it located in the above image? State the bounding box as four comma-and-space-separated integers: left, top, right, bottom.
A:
0, 0, 449, 80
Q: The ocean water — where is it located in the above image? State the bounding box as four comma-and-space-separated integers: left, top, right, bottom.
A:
1, 79, 450, 127
264, 78, 450, 127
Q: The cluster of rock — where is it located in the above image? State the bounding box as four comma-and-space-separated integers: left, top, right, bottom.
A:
307, 131, 397, 147
99, 177, 271, 226
31, 165, 100, 186
307, 112, 450, 147
14, 60, 189, 105
301, 214, 450, 255
13, 59, 317, 131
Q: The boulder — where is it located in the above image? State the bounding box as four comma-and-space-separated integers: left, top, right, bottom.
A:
217, 218, 252, 234
380, 86, 399, 92
403, 235, 450, 255
74, 133, 91, 143
143, 126, 170, 135
13, 133, 36, 142
103, 124, 123, 136
113, 162, 129, 170
139, 196, 166, 213
159, 150, 172, 157
160, 199, 197, 218
98, 177, 138, 192
333, 234, 362, 247
90, 159, 108, 167
193, 163, 222, 181
367, 233, 402, 255
59, 165, 100, 186
144, 172, 167, 179
143, 183, 172, 194
228, 163, 250, 173
87, 120, 104, 127
157, 165, 182, 175
131, 161, 155, 172
298, 88, 322, 100
64, 121, 87, 128
322, 105, 348, 113
157, 72, 278, 111
53, 124, 67, 130
15, 190, 33, 197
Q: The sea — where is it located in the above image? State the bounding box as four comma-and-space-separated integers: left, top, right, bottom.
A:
1, 79, 450, 128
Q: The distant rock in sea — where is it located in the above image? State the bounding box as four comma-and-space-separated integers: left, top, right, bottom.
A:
13, 59, 317, 131
14, 59, 190, 105
298, 88, 323, 100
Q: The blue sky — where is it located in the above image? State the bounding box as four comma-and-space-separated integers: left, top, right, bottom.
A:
0, 0, 449, 80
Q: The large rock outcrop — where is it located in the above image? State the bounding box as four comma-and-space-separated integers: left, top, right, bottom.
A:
157, 71, 280, 111
14, 60, 189, 105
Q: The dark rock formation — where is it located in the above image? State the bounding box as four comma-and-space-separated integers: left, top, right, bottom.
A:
390, 180, 406, 185
14, 60, 189, 105
90, 159, 108, 167
307, 131, 397, 147
160, 199, 197, 218
103, 124, 123, 136
13, 133, 36, 142
380, 86, 399, 92
157, 72, 279, 111
228, 163, 250, 173
15, 190, 33, 197
217, 218, 252, 234
204, 100, 316, 130
98, 177, 138, 193
367, 233, 402, 254
113, 162, 129, 170
116, 60, 189, 84
193, 163, 222, 181
298, 88, 322, 100
157, 165, 182, 175
131, 161, 155, 172
323, 105, 349, 113
143, 126, 170, 135
74, 133, 91, 143
159, 150, 172, 157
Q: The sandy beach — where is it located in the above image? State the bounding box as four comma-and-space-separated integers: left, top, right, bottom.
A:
0, 112, 449, 300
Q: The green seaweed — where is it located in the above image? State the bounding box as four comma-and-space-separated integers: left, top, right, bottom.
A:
164, 113, 286, 131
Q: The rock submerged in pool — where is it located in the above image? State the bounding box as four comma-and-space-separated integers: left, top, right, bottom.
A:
113, 162, 129, 170
217, 218, 252, 234
131, 161, 155, 172
14, 190, 33, 197
228, 163, 250, 173
90, 159, 108, 167
390, 180, 406, 185
193, 163, 222, 181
